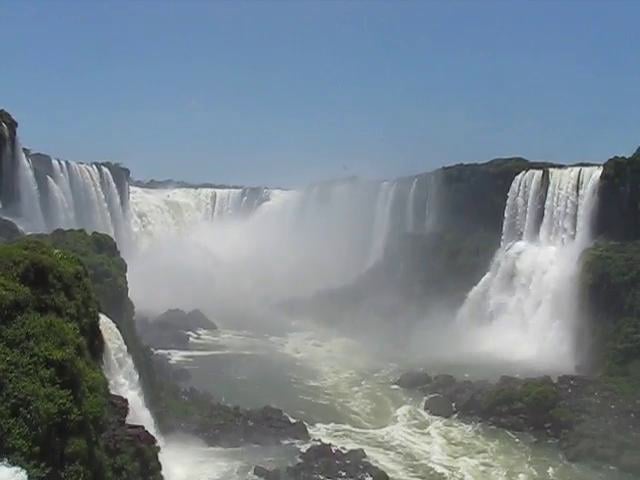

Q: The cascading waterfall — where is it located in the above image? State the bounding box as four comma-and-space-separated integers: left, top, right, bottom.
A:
405, 177, 418, 233
15, 142, 45, 232
130, 175, 437, 277
98, 313, 159, 437
367, 181, 398, 267
0, 146, 132, 245
129, 186, 268, 245
457, 166, 602, 371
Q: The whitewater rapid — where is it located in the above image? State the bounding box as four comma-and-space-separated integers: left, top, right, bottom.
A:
154, 325, 632, 480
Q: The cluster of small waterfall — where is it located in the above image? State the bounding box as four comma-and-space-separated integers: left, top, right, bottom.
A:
457, 166, 603, 371
0, 135, 131, 245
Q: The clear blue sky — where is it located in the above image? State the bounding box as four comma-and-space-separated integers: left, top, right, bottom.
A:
2, 1, 639, 187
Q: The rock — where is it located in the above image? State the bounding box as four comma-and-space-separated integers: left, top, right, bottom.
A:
425, 394, 454, 418
161, 387, 310, 447
109, 394, 130, 424
125, 425, 158, 445
0, 217, 23, 243
253, 466, 281, 480
395, 370, 432, 389
619, 451, 640, 475
255, 442, 389, 480
136, 308, 216, 349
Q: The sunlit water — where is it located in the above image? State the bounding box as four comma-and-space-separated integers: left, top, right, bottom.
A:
155, 326, 634, 480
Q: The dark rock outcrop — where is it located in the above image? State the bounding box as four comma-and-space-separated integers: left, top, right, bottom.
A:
103, 395, 162, 478
160, 387, 309, 447
0, 109, 19, 209
395, 370, 432, 389
424, 394, 454, 418
254, 442, 389, 480
137, 308, 216, 349
595, 148, 640, 241
0, 217, 23, 242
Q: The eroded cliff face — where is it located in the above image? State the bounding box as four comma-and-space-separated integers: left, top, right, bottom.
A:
594, 148, 640, 241
0, 109, 19, 208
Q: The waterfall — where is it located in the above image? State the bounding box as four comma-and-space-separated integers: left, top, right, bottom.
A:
0, 462, 27, 480
367, 181, 398, 267
129, 186, 258, 245
15, 142, 45, 232
99, 313, 159, 437
457, 166, 602, 371
0, 149, 132, 245
406, 178, 418, 233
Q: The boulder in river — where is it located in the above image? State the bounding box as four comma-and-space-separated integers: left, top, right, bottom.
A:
136, 308, 216, 349
424, 394, 454, 418
254, 442, 389, 480
395, 370, 432, 389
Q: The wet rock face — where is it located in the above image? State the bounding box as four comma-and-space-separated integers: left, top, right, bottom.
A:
102, 395, 163, 478
136, 308, 216, 349
0, 110, 19, 209
161, 387, 310, 447
0, 217, 23, 243
395, 370, 432, 389
424, 394, 454, 418
0, 109, 18, 150
254, 442, 389, 480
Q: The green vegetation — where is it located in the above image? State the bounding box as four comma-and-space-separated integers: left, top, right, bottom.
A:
581, 241, 640, 390
0, 237, 161, 479
35, 230, 178, 426
482, 377, 559, 415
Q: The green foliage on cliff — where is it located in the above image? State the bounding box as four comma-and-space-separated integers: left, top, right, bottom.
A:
582, 241, 640, 388
35, 230, 184, 431
0, 238, 161, 479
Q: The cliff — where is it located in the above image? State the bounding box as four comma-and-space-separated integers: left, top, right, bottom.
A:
37, 230, 309, 447
0, 237, 162, 479
0, 110, 19, 208
581, 241, 640, 385
594, 148, 640, 241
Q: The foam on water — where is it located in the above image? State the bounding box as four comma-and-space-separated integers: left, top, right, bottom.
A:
169, 326, 628, 480
0, 462, 28, 480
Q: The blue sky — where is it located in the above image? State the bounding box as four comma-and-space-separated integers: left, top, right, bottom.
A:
1, 1, 639, 187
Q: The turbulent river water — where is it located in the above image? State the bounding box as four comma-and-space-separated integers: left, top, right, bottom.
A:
153, 325, 633, 480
